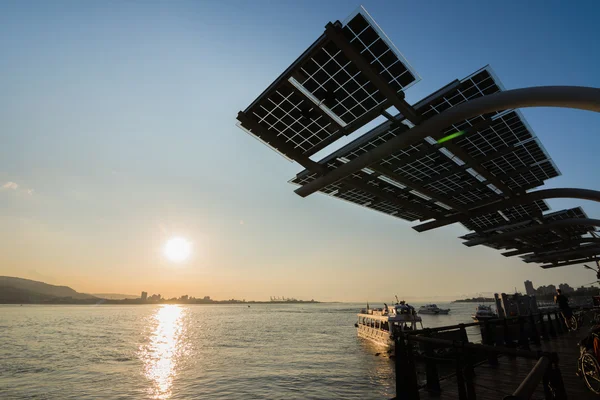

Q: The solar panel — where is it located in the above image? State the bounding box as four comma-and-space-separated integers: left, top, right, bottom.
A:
292, 66, 560, 222
461, 200, 550, 232
291, 162, 451, 222
237, 7, 419, 162
460, 207, 595, 254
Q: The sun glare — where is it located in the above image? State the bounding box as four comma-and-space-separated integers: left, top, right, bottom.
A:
163, 237, 192, 263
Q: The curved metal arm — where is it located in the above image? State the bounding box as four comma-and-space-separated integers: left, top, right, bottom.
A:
295, 86, 600, 198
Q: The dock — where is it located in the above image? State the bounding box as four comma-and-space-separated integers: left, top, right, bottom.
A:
392, 310, 596, 399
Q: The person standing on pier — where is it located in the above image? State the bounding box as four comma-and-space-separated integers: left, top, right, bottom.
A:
554, 288, 574, 330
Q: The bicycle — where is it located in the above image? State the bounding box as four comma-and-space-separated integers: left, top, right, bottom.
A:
578, 330, 600, 394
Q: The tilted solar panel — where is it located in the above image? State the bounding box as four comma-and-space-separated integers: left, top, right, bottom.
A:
237, 7, 419, 162
460, 207, 594, 254
292, 66, 559, 224
461, 200, 550, 232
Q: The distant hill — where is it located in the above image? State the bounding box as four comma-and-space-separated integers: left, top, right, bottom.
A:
92, 293, 138, 300
0, 276, 97, 303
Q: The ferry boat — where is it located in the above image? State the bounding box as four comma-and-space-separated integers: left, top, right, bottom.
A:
356, 301, 423, 348
418, 304, 450, 315
471, 304, 498, 322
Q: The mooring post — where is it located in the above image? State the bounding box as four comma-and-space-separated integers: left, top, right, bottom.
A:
518, 316, 530, 350
483, 319, 498, 365
529, 313, 540, 345
395, 330, 419, 400
455, 351, 468, 400
503, 318, 515, 351
424, 329, 441, 394
405, 339, 421, 400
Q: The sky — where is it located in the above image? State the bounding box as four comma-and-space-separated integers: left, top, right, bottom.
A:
1, 0, 600, 302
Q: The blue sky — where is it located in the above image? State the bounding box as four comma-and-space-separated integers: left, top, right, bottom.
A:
1, 0, 599, 300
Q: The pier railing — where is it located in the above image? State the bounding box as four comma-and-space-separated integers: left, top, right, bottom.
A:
392, 310, 575, 400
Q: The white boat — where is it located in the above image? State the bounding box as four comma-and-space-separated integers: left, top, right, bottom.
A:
471, 304, 498, 322
418, 304, 450, 315
356, 301, 423, 348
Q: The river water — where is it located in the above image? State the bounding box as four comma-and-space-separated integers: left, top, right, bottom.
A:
0, 302, 485, 399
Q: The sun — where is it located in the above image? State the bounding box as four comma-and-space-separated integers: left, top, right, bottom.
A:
163, 237, 192, 263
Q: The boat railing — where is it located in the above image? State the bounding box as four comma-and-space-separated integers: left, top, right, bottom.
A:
390, 309, 581, 400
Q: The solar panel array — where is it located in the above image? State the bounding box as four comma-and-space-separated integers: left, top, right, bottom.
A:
292, 67, 559, 225
237, 9, 419, 161
459, 208, 596, 257
236, 6, 596, 268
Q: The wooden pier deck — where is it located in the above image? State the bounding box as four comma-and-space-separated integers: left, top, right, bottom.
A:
418, 332, 593, 399
393, 310, 599, 400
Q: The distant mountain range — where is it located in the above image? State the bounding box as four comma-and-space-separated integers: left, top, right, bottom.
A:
91, 293, 138, 300
0, 276, 139, 303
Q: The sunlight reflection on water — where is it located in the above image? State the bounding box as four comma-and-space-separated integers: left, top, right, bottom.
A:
139, 305, 187, 399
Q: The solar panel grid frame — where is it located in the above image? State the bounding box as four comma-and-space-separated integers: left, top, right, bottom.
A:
388, 151, 460, 183
293, 67, 502, 179
241, 9, 419, 160
289, 157, 454, 217
503, 161, 559, 191
482, 140, 551, 176
454, 111, 533, 158
299, 14, 417, 125
461, 207, 593, 251
291, 66, 563, 231
289, 171, 438, 221
424, 171, 473, 196
248, 85, 337, 154
461, 201, 549, 231
293, 68, 512, 213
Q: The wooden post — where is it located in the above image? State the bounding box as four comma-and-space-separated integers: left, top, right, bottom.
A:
424, 329, 441, 393
405, 339, 421, 400
503, 318, 515, 351
459, 324, 475, 378
529, 313, 540, 345
538, 313, 549, 341
483, 319, 498, 365
518, 316, 529, 349
455, 352, 468, 400
547, 312, 557, 338
395, 330, 419, 400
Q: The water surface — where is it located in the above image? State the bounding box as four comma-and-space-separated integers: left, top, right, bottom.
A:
0, 302, 482, 399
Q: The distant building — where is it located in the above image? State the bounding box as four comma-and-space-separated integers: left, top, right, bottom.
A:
536, 284, 557, 295
141, 291, 148, 301
524, 280, 535, 296
559, 283, 574, 293
203, 296, 211, 301
181, 295, 188, 301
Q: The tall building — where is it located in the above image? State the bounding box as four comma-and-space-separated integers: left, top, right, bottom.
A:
524, 280, 535, 296
141, 291, 148, 301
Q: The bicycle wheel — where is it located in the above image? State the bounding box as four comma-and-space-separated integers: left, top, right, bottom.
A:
571, 315, 579, 331
581, 351, 600, 394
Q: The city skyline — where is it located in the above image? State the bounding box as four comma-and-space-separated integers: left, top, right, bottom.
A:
1, 1, 600, 301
